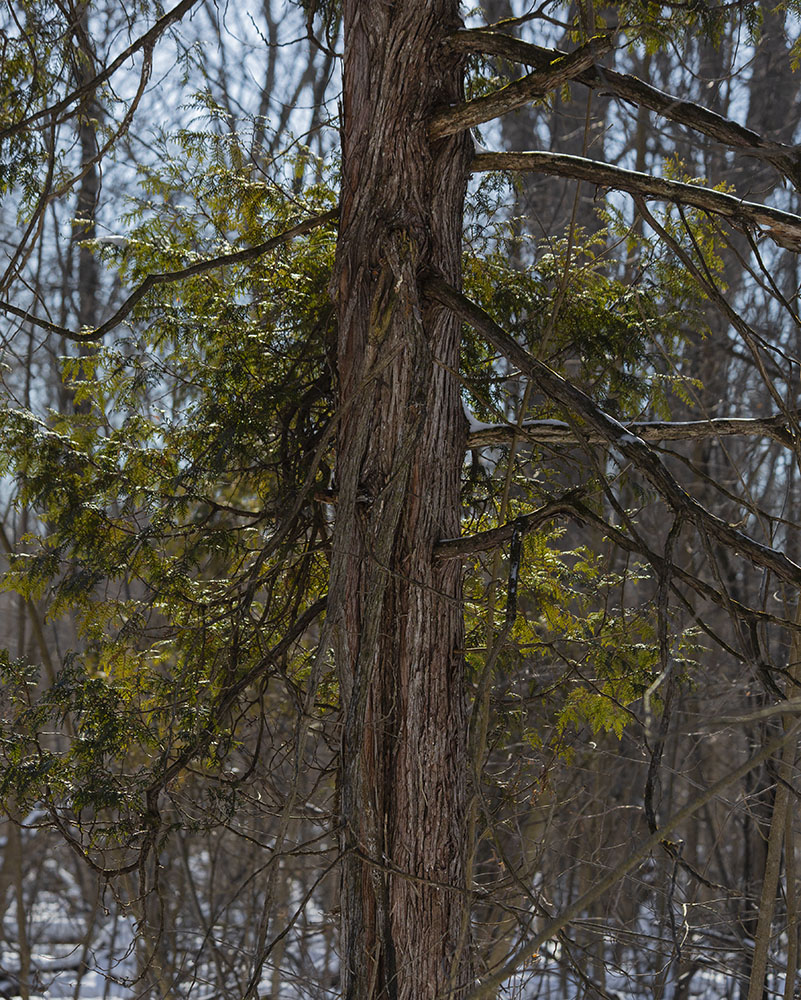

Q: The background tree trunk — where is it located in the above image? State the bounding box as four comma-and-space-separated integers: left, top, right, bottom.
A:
331, 2, 473, 997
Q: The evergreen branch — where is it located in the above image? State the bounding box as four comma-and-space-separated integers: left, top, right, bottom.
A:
426, 276, 801, 587
146, 596, 328, 795
428, 35, 612, 140
0, 0, 202, 142
439, 491, 795, 629
0, 209, 338, 343
0, 519, 57, 686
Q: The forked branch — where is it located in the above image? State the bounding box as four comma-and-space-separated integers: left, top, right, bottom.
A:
463, 715, 801, 1000
429, 35, 612, 140
426, 276, 801, 587
0, 0, 203, 142
449, 29, 801, 186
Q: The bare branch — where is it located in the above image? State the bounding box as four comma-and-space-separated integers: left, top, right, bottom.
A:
428, 35, 612, 141
425, 275, 801, 587
572, 499, 795, 629
450, 29, 801, 185
435, 498, 583, 559
471, 151, 801, 250
467, 413, 797, 449
0, 0, 203, 142
464, 714, 801, 1000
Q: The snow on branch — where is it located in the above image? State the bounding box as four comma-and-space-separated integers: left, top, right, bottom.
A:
467, 413, 797, 449
449, 29, 801, 188
428, 34, 612, 141
471, 150, 801, 250
426, 275, 801, 587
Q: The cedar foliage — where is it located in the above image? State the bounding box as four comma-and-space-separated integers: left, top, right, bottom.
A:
3, 1, 801, 997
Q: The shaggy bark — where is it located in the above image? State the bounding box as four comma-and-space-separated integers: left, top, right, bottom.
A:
331, 2, 473, 997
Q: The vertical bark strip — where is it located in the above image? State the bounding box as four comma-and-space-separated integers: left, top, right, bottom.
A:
72, 3, 100, 332
70, 3, 101, 417
331, 2, 473, 997
746, 600, 801, 1000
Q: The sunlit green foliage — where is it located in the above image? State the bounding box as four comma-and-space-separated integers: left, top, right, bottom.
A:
0, 83, 704, 843
0, 113, 336, 836
459, 169, 710, 752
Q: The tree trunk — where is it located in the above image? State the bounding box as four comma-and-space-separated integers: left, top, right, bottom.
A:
746, 600, 801, 1000
331, 2, 473, 998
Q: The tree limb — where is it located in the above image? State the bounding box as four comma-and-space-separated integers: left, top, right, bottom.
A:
464, 714, 801, 1000
437, 488, 792, 628
471, 151, 801, 250
467, 413, 797, 449
0, 0, 202, 142
429, 35, 612, 140
449, 29, 801, 186
435, 498, 583, 559
425, 276, 801, 587
0, 209, 338, 343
